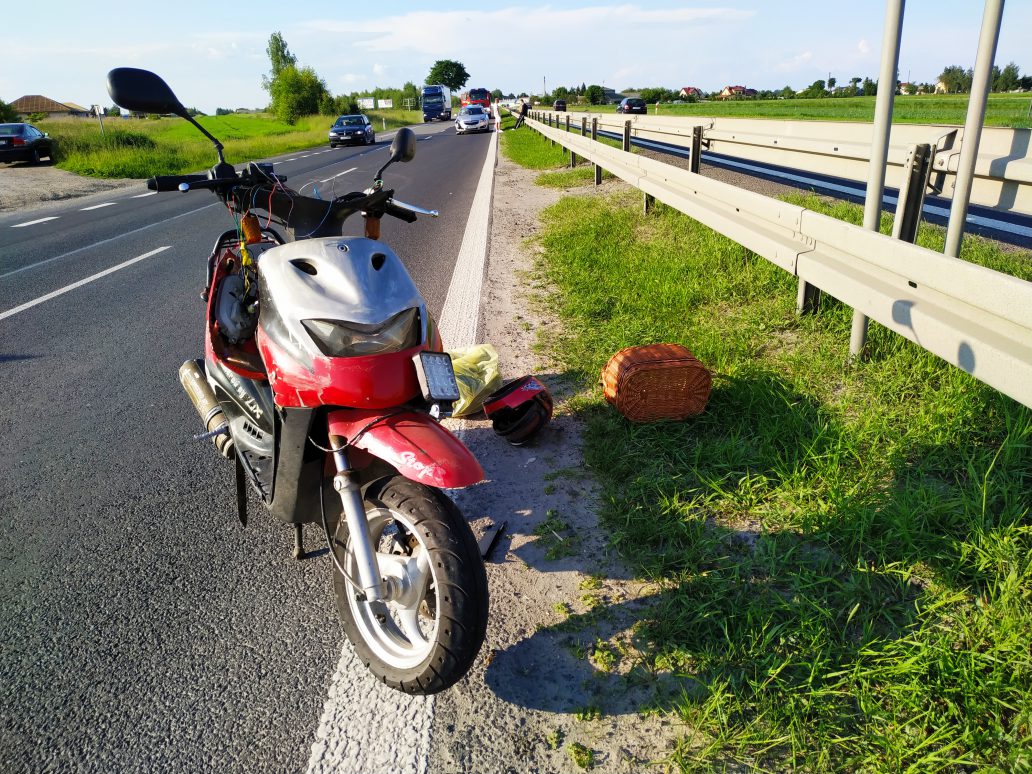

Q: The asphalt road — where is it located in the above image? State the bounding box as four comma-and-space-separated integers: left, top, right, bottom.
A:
0, 121, 495, 772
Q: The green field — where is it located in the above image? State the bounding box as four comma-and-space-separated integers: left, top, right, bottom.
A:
562, 92, 1032, 128
36, 109, 423, 178
501, 127, 1032, 771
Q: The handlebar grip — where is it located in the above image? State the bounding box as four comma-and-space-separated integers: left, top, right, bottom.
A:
147, 174, 209, 192
384, 202, 419, 223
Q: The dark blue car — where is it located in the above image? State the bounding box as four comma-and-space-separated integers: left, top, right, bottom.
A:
0, 123, 53, 164
328, 115, 375, 148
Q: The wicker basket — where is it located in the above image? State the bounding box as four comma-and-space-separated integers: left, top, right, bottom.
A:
601, 343, 712, 422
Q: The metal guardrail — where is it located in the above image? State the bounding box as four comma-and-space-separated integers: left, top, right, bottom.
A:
544, 112, 1032, 216
526, 114, 1032, 410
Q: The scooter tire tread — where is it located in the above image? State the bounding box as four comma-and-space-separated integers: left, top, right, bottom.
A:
334, 476, 488, 695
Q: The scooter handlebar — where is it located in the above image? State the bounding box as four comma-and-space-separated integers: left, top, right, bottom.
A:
147, 174, 210, 192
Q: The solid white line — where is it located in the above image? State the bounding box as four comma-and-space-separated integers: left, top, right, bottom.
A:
306, 126, 498, 774
132, 192, 158, 198
437, 127, 498, 348
11, 216, 59, 228
0, 203, 216, 280
81, 202, 116, 211
0, 246, 171, 322
320, 167, 358, 183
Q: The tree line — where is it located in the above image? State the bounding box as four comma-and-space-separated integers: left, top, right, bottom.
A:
260, 37, 480, 123
538, 62, 1029, 105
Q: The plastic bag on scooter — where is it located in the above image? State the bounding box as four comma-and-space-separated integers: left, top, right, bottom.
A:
448, 344, 502, 416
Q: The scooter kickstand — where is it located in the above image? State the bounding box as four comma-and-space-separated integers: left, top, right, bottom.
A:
292, 523, 305, 560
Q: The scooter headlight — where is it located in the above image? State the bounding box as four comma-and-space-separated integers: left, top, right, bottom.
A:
303, 308, 420, 357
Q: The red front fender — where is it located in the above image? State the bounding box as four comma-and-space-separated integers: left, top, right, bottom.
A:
326, 409, 484, 489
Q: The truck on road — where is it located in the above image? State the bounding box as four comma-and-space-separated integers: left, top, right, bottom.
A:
421, 85, 452, 122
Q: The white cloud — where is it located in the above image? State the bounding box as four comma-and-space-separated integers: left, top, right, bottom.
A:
857, 39, 871, 55
372, 64, 386, 77
776, 51, 813, 73
298, 5, 754, 56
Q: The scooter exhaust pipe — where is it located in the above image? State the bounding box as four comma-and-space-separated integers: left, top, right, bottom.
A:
179, 359, 234, 458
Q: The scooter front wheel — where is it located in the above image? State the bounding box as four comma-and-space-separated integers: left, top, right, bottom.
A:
332, 476, 488, 694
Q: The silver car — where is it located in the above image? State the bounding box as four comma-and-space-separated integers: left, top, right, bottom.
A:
454, 105, 491, 135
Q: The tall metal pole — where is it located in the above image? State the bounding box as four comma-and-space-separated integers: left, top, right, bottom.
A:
850, 0, 905, 357
943, 0, 1005, 258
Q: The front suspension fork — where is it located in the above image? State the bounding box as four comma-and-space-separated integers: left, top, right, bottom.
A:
330, 438, 385, 602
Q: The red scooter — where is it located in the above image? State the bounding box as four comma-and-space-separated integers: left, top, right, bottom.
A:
109, 68, 488, 695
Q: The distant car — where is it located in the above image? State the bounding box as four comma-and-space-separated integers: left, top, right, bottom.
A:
616, 98, 647, 115
553, 99, 567, 112
455, 105, 491, 134
328, 115, 375, 147
0, 123, 53, 164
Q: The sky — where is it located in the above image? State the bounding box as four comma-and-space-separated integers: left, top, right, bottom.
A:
3, 1, 1030, 114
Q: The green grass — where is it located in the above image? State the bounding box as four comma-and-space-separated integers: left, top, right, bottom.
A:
505, 135, 1032, 770
499, 119, 619, 187
561, 92, 1032, 128
35, 110, 422, 178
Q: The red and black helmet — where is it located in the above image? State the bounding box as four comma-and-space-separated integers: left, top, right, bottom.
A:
482, 376, 553, 446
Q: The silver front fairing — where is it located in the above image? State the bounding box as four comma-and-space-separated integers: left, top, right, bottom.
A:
257, 237, 428, 367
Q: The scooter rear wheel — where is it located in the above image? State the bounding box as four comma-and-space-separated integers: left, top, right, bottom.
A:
332, 476, 488, 694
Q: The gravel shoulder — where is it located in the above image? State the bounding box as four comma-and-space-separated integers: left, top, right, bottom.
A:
428, 142, 686, 773
0, 161, 140, 213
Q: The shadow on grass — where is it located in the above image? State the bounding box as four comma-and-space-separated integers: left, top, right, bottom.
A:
486, 364, 1032, 767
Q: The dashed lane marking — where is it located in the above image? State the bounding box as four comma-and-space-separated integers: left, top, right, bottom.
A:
0, 246, 171, 322
0, 203, 216, 281
11, 217, 59, 228
320, 167, 358, 184
81, 202, 116, 211
132, 192, 158, 198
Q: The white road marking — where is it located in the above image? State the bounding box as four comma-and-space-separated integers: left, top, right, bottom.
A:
81, 202, 116, 211
132, 192, 158, 198
0, 246, 171, 322
11, 217, 59, 228
305, 124, 499, 774
437, 125, 498, 348
284, 158, 298, 162
320, 167, 358, 183
300, 154, 313, 158
0, 203, 216, 281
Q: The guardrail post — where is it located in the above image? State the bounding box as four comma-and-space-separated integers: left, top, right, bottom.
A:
944, 0, 1005, 258
581, 117, 587, 137
795, 108, 821, 312
796, 282, 822, 315
565, 115, 570, 133
623, 121, 631, 152
850, 0, 905, 356
893, 144, 933, 243
592, 118, 602, 186
690, 126, 703, 174
569, 115, 577, 167
643, 193, 655, 214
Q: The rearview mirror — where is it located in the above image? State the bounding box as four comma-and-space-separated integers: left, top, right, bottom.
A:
390, 128, 417, 164
107, 68, 186, 117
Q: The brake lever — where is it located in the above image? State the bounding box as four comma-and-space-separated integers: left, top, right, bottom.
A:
388, 198, 439, 218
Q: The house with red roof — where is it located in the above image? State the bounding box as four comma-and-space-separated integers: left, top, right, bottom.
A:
717, 85, 757, 100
